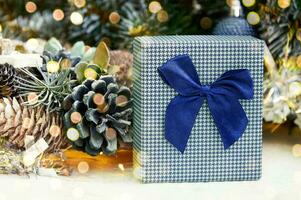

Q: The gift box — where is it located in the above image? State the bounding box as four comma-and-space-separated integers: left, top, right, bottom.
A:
132, 35, 264, 183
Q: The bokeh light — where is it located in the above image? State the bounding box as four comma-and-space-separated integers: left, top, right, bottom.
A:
77, 161, 90, 174
247, 11, 260, 25
0, 24, 2, 32
66, 128, 80, 141
118, 163, 125, 171
49, 125, 61, 137
200, 17, 212, 30
242, 0, 256, 7
292, 144, 301, 157
149, 1, 162, 14
157, 10, 168, 23
109, 12, 120, 24
53, 9, 65, 21
278, 0, 291, 9
26, 38, 39, 52
73, 0, 86, 8
70, 12, 83, 25
25, 1, 37, 13
46, 60, 60, 73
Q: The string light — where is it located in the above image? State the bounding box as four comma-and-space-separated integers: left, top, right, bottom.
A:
70, 12, 83, 25
157, 10, 169, 22
25, 1, 37, 13
200, 17, 212, 30
278, 0, 291, 9
242, 0, 256, 7
109, 12, 120, 24
53, 9, 65, 21
73, 0, 86, 8
148, 1, 162, 14
247, 11, 260, 25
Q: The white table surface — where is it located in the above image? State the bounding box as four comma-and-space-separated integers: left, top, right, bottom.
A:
0, 132, 299, 200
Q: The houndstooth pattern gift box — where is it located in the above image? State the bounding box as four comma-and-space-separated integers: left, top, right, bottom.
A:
132, 35, 264, 183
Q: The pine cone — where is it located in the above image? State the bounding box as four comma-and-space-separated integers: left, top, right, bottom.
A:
109, 50, 133, 87
0, 97, 67, 153
63, 75, 132, 156
0, 63, 17, 97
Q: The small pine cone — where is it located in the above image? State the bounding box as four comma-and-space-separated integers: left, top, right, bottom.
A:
109, 50, 133, 87
0, 63, 17, 97
62, 75, 132, 156
0, 97, 67, 153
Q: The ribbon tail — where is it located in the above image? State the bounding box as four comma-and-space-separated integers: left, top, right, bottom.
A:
207, 94, 248, 149
165, 95, 203, 153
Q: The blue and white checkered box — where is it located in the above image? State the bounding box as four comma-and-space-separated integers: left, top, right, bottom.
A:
132, 35, 264, 183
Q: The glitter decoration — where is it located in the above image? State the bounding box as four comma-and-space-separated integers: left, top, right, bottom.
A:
70, 12, 83, 25
247, 11, 260, 25
278, 0, 291, 9
148, 1, 162, 14
157, 10, 168, 22
73, 0, 86, 8
53, 9, 65, 21
242, 0, 256, 7
25, 1, 37, 13
77, 161, 89, 174
200, 17, 212, 30
292, 144, 301, 157
109, 11, 120, 24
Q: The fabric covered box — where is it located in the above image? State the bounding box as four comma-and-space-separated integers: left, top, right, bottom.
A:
132, 35, 264, 183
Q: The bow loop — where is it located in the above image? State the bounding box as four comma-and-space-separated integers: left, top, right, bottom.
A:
158, 55, 254, 153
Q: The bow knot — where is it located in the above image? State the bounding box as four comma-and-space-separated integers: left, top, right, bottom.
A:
199, 85, 211, 97
158, 55, 254, 153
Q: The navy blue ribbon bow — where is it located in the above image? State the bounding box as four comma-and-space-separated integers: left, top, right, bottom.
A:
158, 55, 254, 153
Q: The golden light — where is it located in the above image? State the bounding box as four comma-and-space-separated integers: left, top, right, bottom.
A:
278, 0, 291, 9
200, 17, 212, 30
73, 0, 86, 8
247, 11, 260, 25
26, 38, 39, 51
70, 12, 83, 25
292, 144, 301, 157
49, 125, 61, 137
46, 60, 60, 73
25, 1, 37, 13
118, 163, 125, 171
66, 128, 80, 141
157, 10, 169, 23
149, 1, 162, 14
109, 12, 121, 24
77, 161, 90, 174
242, 0, 256, 7
0, 24, 2, 32
53, 9, 65, 21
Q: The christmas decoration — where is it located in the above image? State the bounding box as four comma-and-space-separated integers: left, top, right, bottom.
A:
15, 66, 75, 112
0, 63, 18, 97
63, 75, 132, 156
0, 97, 66, 152
213, 0, 256, 36
109, 50, 133, 87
